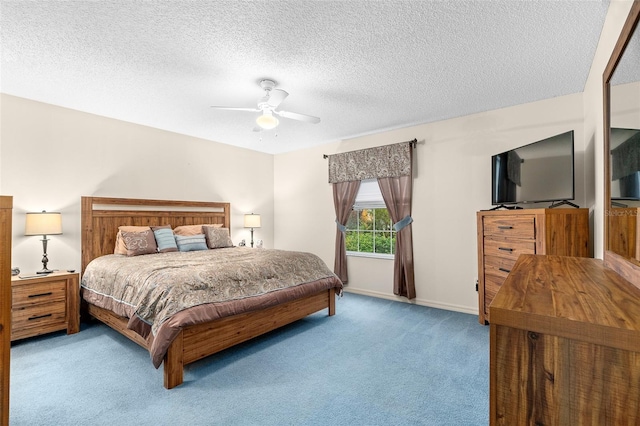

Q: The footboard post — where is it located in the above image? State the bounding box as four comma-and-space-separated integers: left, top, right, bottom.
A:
164, 332, 184, 389
328, 288, 336, 316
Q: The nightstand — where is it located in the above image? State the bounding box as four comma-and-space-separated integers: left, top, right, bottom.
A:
11, 271, 80, 341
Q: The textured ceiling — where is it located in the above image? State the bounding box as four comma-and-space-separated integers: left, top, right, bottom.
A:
1, 1, 610, 154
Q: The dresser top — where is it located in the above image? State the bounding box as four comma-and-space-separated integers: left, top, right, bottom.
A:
478, 207, 589, 217
490, 254, 640, 352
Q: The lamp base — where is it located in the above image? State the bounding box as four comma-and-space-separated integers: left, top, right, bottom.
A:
38, 237, 53, 274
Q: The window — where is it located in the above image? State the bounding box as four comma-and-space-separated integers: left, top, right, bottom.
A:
345, 179, 395, 257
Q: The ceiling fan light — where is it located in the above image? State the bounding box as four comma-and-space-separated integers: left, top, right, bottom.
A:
256, 113, 279, 130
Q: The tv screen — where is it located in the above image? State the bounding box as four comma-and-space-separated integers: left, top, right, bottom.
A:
610, 128, 640, 201
491, 130, 575, 206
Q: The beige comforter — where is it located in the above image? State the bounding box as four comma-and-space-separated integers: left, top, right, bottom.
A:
81, 247, 343, 367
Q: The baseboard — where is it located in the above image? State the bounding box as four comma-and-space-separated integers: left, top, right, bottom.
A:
342, 287, 478, 316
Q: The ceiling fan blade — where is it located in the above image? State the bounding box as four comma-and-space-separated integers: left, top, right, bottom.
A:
275, 110, 321, 124
210, 106, 260, 112
267, 89, 288, 108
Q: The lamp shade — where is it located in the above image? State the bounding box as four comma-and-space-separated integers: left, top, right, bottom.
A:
25, 211, 63, 236
244, 213, 261, 228
256, 112, 279, 130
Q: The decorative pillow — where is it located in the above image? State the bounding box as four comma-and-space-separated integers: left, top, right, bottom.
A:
153, 228, 178, 253
203, 226, 234, 249
114, 226, 152, 255
174, 223, 223, 236
175, 234, 208, 252
121, 229, 158, 256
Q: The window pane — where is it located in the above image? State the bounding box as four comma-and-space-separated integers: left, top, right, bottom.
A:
345, 231, 358, 251
374, 232, 393, 254
359, 231, 374, 253
374, 208, 391, 231
359, 209, 374, 230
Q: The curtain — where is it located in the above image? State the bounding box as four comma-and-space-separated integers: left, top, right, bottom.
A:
328, 141, 415, 297
378, 174, 415, 299
332, 180, 360, 283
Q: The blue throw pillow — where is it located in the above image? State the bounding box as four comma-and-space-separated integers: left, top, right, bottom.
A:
175, 234, 208, 252
153, 228, 178, 253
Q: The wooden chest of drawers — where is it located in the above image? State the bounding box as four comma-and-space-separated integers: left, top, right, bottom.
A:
477, 208, 589, 324
11, 271, 79, 341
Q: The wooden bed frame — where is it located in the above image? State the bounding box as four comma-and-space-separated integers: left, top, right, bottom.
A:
81, 196, 336, 389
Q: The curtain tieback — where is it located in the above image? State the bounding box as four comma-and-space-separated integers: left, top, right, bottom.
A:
335, 219, 347, 233
393, 215, 413, 232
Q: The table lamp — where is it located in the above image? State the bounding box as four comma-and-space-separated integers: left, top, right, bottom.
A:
25, 210, 62, 274
244, 213, 261, 248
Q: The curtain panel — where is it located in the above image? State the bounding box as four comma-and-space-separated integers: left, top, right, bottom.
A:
378, 175, 415, 299
328, 142, 412, 183
332, 180, 361, 283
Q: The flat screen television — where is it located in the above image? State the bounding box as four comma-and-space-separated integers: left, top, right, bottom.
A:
491, 130, 575, 208
610, 128, 640, 201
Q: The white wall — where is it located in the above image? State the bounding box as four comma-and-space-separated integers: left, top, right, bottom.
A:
0, 94, 274, 273
275, 93, 586, 314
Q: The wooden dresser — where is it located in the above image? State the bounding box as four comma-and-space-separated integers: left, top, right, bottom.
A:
476, 208, 589, 324
0, 196, 12, 426
489, 255, 640, 425
11, 271, 79, 341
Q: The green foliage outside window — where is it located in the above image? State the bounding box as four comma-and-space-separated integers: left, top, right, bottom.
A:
345, 208, 395, 255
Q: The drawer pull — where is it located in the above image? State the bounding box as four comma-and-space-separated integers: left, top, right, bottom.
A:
28, 292, 53, 298
499, 267, 511, 273
498, 226, 513, 230
498, 247, 514, 252
28, 313, 52, 321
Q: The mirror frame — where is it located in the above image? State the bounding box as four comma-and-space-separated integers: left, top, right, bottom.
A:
603, 1, 640, 288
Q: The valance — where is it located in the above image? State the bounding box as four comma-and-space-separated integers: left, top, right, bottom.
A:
327, 141, 413, 183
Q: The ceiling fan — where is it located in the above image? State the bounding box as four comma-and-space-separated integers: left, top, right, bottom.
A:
210, 79, 320, 131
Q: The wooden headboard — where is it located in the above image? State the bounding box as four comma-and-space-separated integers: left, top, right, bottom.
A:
81, 197, 231, 274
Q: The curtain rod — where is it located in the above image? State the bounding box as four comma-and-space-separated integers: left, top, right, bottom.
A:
323, 138, 417, 159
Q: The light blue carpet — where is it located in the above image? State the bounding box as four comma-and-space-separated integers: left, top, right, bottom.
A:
10, 292, 489, 425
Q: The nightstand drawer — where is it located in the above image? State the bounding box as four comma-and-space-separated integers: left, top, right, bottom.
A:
11, 300, 67, 335
12, 279, 66, 309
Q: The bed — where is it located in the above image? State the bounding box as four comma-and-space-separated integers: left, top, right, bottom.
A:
80, 196, 342, 389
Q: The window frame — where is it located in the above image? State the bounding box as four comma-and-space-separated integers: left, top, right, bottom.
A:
345, 184, 396, 259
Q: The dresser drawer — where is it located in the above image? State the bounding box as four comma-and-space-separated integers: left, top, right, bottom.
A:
484, 273, 505, 317
485, 255, 517, 276
484, 238, 536, 261
12, 279, 66, 309
484, 257, 512, 316
11, 300, 67, 335
483, 216, 535, 239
